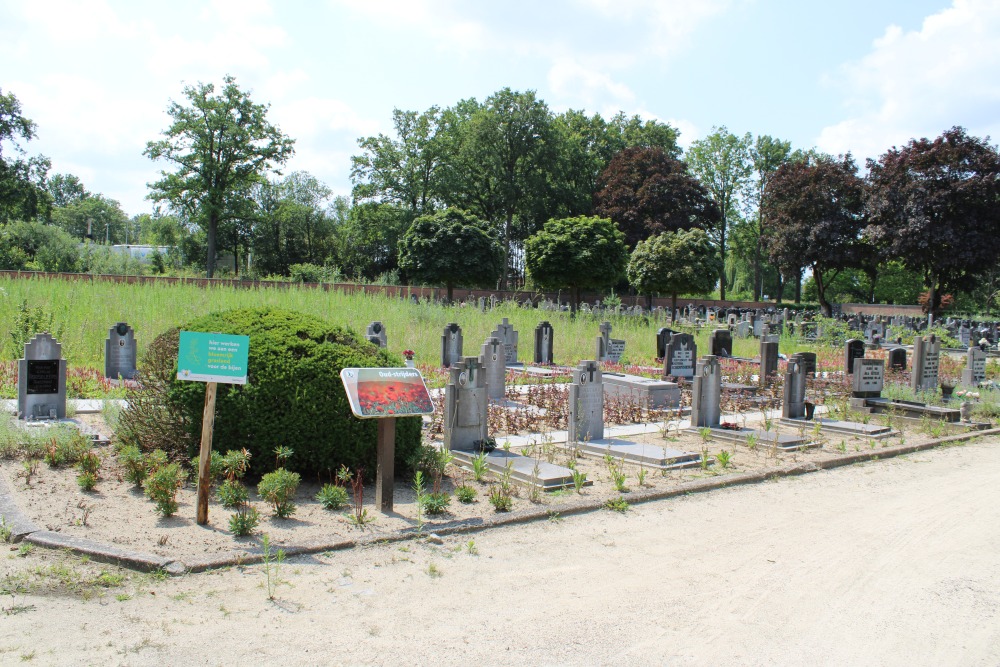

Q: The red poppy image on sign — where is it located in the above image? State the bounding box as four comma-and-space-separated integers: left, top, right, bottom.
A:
340, 368, 434, 418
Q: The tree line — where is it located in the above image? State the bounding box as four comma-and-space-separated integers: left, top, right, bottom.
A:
1, 78, 998, 317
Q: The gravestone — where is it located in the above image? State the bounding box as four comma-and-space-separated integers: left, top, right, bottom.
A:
491, 317, 519, 365
911, 335, 940, 392
534, 321, 554, 365
440, 323, 463, 368
663, 332, 696, 379
596, 321, 626, 362
888, 347, 907, 371
781, 353, 807, 419
104, 322, 137, 380
708, 329, 732, 358
479, 337, 506, 400
690, 355, 722, 429
851, 358, 885, 398
656, 327, 675, 359
962, 346, 986, 386
797, 351, 817, 376
17, 332, 67, 420
958, 325, 971, 348
752, 319, 763, 337
759, 339, 779, 385
365, 321, 387, 348
442, 357, 489, 450
568, 360, 604, 442
844, 339, 865, 374
735, 320, 750, 339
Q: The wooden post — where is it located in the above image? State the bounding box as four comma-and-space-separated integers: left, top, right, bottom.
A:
196, 381, 218, 525
375, 417, 396, 513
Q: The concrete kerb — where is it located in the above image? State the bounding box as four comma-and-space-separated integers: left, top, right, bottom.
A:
3, 427, 999, 575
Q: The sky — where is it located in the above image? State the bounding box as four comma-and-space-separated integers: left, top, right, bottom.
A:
2, 0, 999, 217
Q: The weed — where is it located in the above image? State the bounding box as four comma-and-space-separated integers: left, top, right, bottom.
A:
609, 458, 629, 493
18, 543, 33, 557
716, 450, 733, 469
698, 427, 712, 443
571, 468, 587, 493
636, 465, 648, 488
605, 496, 630, 512
745, 432, 759, 451
487, 462, 515, 512
421, 492, 451, 516
315, 483, 349, 511
0, 518, 11, 543
426, 562, 442, 578
346, 468, 374, 527
19, 458, 40, 486
700, 446, 711, 471
117, 445, 148, 486
228, 503, 260, 537
412, 470, 426, 533
257, 468, 300, 518
455, 484, 476, 503
836, 440, 847, 453
465, 540, 478, 555
217, 479, 249, 508
143, 463, 186, 516
261, 533, 285, 600
471, 451, 489, 482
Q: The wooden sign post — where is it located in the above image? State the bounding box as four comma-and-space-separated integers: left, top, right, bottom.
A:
177, 331, 250, 526
340, 367, 434, 514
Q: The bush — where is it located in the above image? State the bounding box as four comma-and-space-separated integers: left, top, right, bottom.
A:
316, 483, 349, 510
116, 308, 422, 477
228, 504, 260, 536
288, 263, 327, 283
420, 491, 451, 515
143, 463, 186, 516
217, 479, 248, 508
258, 468, 301, 518
455, 484, 476, 503
118, 445, 148, 486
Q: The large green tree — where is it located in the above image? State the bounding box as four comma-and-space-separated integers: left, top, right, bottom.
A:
524, 215, 628, 312
865, 127, 1000, 317
627, 227, 720, 313
742, 135, 795, 300
763, 154, 867, 317
0, 88, 50, 223
51, 194, 128, 243
594, 146, 720, 248
397, 207, 503, 301
687, 127, 752, 300
145, 75, 295, 278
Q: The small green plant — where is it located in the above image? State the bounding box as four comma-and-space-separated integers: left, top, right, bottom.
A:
836, 440, 847, 453
77, 471, 98, 492
471, 451, 489, 482
273, 446, 294, 468
609, 458, 629, 493
316, 483, 349, 510
698, 427, 712, 443
700, 446, 710, 470
228, 501, 260, 536
257, 468, 301, 518
745, 432, 759, 451
762, 414, 774, 432
217, 479, 249, 508
571, 468, 587, 493
465, 539, 478, 555
636, 464, 648, 488
421, 492, 451, 515
487, 462, 515, 512
261, 533, 285, 600
605, 496, 630, 512
1, 517, 12, 542
20, 458, 40, 486
426, 562, 442, 578
143, 463, 186, 516
412, 470, 426, 533
117, 444, 148, 486
455, 484, 476, 503
716, 450, 733, 469
346, 468, 374, 527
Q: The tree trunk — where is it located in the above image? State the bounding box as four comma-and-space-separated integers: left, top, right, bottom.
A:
447, 283, 454, 303
571, 285, 580, 314
815, 268, 832, 317
499, 213, 513, 291
752, 236, 763, 301
206, 214, 218, 279
671, 292, 678, 319
775, 274, 784, 304
794, 270, 801, 304
719, 230, 727, 301
646, 293, 653, 310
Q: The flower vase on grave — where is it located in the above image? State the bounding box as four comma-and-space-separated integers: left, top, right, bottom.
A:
403, 350, 415, 368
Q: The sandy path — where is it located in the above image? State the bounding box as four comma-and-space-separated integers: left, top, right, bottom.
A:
2, 439, 999, 666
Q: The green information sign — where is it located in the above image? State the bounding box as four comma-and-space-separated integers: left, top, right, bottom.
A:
177, 331, 250, 384
340, 368, 434, 418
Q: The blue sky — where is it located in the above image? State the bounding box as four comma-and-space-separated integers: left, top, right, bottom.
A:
2, 0, 998, 216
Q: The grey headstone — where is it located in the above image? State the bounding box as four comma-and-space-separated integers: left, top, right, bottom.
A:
888, 347, 907, 371
852, 358, 885, 398
656, 327, 674, 359
18, 332, 67, 420
691, 355, 721, 429
911, 335, 940, 392
759, 339, 779, 385
365, 321, 387, 348
709, 329, 732, 358
442, 356, 489, 450
104, 322, 137, 380
479, 337, 506, 400
490, 317, 519, 365
663, 332, 696, 379
568, 360, 604, 442
534, 321, 554, 365
782, 353, 807, 419
797, 351, 817, 376
962, 346, 986, 386
441, 323, 463, 368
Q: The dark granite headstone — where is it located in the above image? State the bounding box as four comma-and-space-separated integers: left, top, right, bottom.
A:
709, 329, 732, 358
845, 339, 865, 374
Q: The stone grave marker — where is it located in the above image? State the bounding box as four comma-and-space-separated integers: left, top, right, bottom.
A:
656, 327, 675, 359
888, 347, 907, 371
690, 355, 722, 428
911, 334, 940, 392
663, 332, 696, 379
752, 319, 763, 337
851, 358, 885, 398
797, 351, 817, 376
958, 325, 971, 348
479, 337, 506, 400
781, 353, 807, 419
735, 320, 750, 339
596, 321, 626, 362
18, 332, 67, 420
491, 317, 519, 365
708, 329, 732, 358
568, 360, 604, 443
442, 356, 489, 450
104, 322, 137, 380
759, 338, 779, 385
365, 321, 387, 348
962, 346, 986, 386
441, 323, 463, 368
534, 321, 554, 365
844, 339, 865, 374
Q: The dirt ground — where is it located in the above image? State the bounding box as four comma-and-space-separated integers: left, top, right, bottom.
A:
2, 436, 998, 666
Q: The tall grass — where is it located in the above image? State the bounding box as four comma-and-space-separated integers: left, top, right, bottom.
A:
0, 275, 801, 369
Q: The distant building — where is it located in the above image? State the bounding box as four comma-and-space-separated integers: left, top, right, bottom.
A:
108, 245, 173, 261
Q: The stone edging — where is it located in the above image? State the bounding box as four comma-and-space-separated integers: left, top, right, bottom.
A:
3, 428, 998, 575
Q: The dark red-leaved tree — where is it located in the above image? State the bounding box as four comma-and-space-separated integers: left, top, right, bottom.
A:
594, 147, 720, 248
762, 154, 866, 317
865, 127, 1000, 318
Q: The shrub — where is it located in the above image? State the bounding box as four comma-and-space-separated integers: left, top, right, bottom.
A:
118, 444, 148, 486
143, 463, 186, 516
116, 308, 422, 477
258, 468, 301, 518
77, 471, 98, 491
455, 484, 476, 503
217, 479, 248, 508
316, 483, 349, 510
228, 504, 260, 536
421, 491, 451, 515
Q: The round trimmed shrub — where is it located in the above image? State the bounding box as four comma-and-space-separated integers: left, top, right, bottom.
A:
117, 307, 422, 478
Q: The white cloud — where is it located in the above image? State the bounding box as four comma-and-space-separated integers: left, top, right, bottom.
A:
817, 0, 1000, 162
548, 59, 636, 109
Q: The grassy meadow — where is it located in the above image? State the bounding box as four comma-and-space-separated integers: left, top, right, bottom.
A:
1, 275, 814, 372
